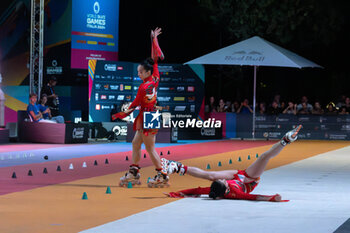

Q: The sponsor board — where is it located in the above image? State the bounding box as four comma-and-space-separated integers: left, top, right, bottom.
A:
174, 97, 185, 101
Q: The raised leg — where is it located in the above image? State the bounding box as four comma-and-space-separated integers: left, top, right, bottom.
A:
245, 125, 302, 179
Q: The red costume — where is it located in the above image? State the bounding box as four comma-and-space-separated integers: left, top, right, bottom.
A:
167, 170, 288, 202
111, 34, 164, 136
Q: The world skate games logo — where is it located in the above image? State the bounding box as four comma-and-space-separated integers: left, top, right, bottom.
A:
143, 111, 222, 129
87, 1, 106, 30
93, 2, 100, 14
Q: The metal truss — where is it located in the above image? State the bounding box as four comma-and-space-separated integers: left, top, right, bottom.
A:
29, 0, 44, 97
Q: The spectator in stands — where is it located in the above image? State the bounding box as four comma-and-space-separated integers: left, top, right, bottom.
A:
344, 97, 350, 113
41, 76, 60, 116
257, 102, 266, 114
225, 100, 232, 112
324, 102, 338, 115
236, 99, 253, 114
336, 95, 346, 109
297, 96, 313, 112
267, 101, 282, 115
207, 96, 217, 113
27, 93, 56, 123
273, 94, 281, 108
38, 94, 64, 123
297, 102, 312, 115
338, 107, 349, 115
311, 102, 324, 115
217, 99, 227, 112
282, 102, 297, 115
231, 101, 240, 113
280, 101, 286, 111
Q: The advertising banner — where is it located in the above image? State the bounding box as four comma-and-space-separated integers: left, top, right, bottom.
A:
237, 114, 350, 140
88, 60, 205, 123
71, 0, 119, 69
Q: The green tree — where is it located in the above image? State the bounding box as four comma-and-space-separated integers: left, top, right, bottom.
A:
199, 0, 346, 49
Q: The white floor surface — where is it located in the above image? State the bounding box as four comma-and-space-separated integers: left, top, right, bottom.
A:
80, 146, 350, 233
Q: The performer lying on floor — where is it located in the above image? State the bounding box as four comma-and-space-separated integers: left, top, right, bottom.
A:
162, 125, 302, 202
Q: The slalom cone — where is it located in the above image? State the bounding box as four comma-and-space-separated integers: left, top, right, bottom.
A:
167, 150, 170, 155
229, 159, 232, 164
105, 158, 109, 164
160, 152, 163, 156
248, 155, 251, 160
28, 170, 33, 176
218, 161, 222, 167
106, 186, 112, 194
82, 192, 88, 200
256, 153, 259, 158
43, 168, 48, 174
12, 172, 17, 179
206, 164, 211, 169
94, 160, 98, 166
57, 165, 62, 171
125, 156, 129, 161
238, 157, 242, 162
144, 153, 147, 158
127, 182, 132, 188
82, 162, 87, 168
69, 163, 74, 169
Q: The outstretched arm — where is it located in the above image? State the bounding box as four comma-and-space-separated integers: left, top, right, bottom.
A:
165, 186, 211, 198
227, 189, 287, 202
186, 166, 237, 181
151, 27, 164, 63
111, 89, 142, 121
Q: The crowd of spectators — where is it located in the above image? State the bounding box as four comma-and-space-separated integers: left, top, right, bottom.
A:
205, 95, 350, 116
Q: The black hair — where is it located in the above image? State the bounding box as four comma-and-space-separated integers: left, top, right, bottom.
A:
49, 76, 57, 82
209, 180, 227, 200
139, 57, 154, 74
40, 94, 48, 103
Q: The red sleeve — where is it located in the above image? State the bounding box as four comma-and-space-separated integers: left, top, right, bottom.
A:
226, 188, 289, 202
151, 36, 161, 85
129, 85, 144, 109
167, 187, 210, 198
151, 36, 164, 62
111, 110, 134, 121
153, 62, 159, 79
226, 189, 260, 201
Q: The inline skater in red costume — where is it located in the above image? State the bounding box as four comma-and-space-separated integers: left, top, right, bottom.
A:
112, 27, 169, 187
162, 125, 302, 201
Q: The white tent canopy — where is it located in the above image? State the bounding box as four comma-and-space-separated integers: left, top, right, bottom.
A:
185, 36, 323, 138
185, 36, 322, 68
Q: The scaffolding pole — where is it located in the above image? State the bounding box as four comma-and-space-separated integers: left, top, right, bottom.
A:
29, 0, 44, 98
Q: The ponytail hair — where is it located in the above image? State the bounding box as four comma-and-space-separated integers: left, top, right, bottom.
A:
140, 57, 154, 74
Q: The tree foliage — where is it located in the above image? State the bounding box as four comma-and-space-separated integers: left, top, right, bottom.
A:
199, 0, 346, 51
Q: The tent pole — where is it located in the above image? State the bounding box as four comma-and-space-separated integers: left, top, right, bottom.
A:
252, 66, 257, 139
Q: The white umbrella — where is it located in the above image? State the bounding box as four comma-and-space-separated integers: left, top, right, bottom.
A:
185, 36, 323, 138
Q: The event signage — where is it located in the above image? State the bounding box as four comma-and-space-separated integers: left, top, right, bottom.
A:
88, 60, 205, 122
235, 114, 350, 140
71, 0, 119, 69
